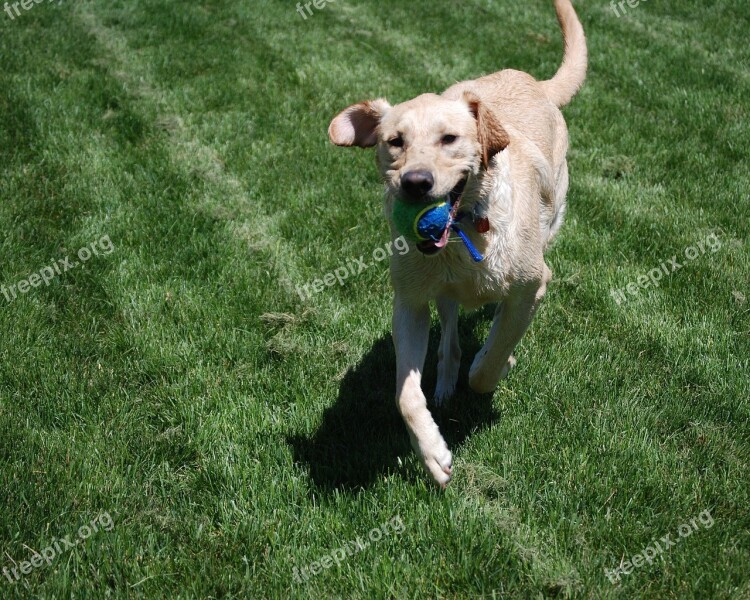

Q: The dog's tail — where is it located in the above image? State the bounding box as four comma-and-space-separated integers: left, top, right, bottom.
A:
540, 0, 587, 108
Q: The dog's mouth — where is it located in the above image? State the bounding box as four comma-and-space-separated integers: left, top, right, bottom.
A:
416, 177, 467, 255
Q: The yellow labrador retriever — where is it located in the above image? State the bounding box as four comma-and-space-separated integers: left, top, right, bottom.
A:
329, 0, 587, 487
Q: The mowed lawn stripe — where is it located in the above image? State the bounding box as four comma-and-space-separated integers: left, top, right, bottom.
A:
0, 6, 309, 597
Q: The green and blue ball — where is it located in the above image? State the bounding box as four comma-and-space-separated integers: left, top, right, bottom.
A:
392, 199, 452, 242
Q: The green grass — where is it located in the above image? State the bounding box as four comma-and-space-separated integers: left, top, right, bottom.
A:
0, 0, 748, 597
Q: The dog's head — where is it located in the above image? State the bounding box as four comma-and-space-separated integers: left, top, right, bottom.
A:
329, 92, 508, 254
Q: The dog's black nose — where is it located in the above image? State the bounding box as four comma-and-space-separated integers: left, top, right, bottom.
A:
400, 170, 434, 199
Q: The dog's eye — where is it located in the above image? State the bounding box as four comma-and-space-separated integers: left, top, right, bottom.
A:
441, 134, 458, 145
388, 136, 404, 148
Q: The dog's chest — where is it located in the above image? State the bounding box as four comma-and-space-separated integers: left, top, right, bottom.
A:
392, 239, 511, 309
433, 247, 511, 308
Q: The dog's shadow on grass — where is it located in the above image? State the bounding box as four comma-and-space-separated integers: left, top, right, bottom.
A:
288, 306, 500, 492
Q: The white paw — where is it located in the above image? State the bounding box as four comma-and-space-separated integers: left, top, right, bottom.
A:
433, 376, 458, 407
469, 354, 516, 394
499, 354, 517, 379
413, 433, 453, 488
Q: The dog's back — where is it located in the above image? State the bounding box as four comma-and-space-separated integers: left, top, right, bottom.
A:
443, 70, 561, 169
443, 0, 587, 247
444, 0, 586, 165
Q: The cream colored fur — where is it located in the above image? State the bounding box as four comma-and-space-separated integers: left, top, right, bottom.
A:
328, 0, 587, 487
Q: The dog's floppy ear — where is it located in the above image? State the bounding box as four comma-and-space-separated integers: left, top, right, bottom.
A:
328, 99, 390, 148
462, 92, 510, 169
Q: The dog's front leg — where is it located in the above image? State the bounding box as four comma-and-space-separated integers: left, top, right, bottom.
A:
392, 297, 453, 488
469, 266, 552, 393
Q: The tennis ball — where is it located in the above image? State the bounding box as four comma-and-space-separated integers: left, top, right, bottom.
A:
392, 199, 451, 242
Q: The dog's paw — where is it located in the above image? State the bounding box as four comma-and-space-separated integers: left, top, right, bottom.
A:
499, 354, 517, 379
413, 434, 453, 489
433, 377, 457, 407
469, 354, 516, 394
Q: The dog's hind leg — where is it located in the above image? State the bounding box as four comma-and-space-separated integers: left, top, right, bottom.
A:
468, 266, 552, 394
434, 296, 461, 406
546, 161, 569, 247
393, 296, 453, 487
